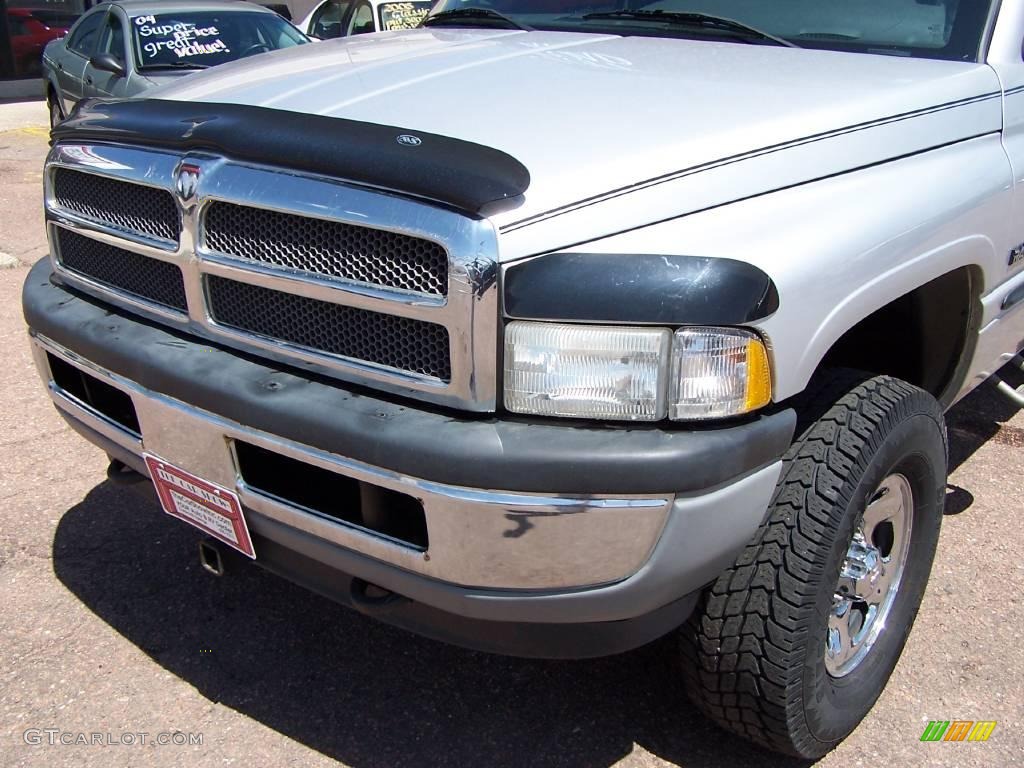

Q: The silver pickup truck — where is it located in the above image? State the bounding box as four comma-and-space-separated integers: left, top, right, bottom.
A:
22, 0, 1024, 758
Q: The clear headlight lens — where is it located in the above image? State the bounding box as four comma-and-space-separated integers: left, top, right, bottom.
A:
669, 327, 772, 420
503, 321, 671, 421
504, 322, 772, 422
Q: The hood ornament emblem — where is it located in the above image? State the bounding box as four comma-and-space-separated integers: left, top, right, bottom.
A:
175, 163, 201, 203
396, 134, 422, 147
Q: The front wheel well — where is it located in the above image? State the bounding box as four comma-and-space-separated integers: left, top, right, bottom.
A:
817, 265, 981, 407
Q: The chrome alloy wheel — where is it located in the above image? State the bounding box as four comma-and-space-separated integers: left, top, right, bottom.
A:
825, 473, 914, 677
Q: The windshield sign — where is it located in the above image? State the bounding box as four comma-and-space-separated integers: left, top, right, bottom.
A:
428, 0, 994, 61
132, 11, 306, 69
379, 1, 432, 31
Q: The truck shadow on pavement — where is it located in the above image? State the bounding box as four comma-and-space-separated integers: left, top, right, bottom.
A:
52, 483, 805, 768
945, 371, 1024, 513
49, 380, 1013, 768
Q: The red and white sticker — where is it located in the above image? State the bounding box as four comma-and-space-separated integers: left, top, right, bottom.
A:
144, 454, 255, 559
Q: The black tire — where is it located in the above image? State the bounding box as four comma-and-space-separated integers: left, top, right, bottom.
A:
681, 371, 948, 759
48, 94, 63, 129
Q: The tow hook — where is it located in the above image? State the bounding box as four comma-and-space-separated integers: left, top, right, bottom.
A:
198, 539, 225, 577
349, 577, 410, 615
106, 458, 145, 486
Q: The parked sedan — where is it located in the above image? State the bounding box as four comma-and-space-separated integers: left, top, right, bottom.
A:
301, 0, 432, 40
8, 8, 68, 76
43, 0, 309, 127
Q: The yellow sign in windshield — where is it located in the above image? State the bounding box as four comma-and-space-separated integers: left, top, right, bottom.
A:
379, 2, 431, 31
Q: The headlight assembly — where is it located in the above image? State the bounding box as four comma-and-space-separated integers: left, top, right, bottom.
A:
503, 321, 771, 422
503, 322, 671, 421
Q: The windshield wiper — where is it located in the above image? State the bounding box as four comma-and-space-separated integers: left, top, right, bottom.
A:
422, 7, 533, 32
581, 10, 798, 48
141, 61, 209, 70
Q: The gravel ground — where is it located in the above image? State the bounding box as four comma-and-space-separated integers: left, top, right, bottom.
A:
1, 110, 1022, 768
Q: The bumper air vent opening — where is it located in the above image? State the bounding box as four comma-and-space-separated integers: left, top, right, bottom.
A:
234, 440, 428, 550
47, 354, 141, 436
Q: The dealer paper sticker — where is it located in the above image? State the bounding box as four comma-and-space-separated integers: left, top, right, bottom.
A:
144, 454, 255, 559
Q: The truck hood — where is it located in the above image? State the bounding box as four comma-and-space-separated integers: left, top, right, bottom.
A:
156, 29, 1001, 234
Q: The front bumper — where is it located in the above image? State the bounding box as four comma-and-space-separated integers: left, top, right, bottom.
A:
24, 260, 793, 656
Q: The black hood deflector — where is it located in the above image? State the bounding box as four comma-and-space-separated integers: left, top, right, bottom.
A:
52, 98, 531, 214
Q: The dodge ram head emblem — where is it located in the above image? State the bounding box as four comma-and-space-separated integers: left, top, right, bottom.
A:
175, 163, 201, 203
396, 134, 422, 147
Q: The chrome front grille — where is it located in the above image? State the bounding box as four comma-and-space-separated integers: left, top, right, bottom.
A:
206, 277, 452, 380
52, 167, 179, 244
44, 143, 498, 411
204, 201, 449, 296
56, 229, 188, 312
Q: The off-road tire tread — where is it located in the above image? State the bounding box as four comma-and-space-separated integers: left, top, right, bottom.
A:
680, 370, 946, 758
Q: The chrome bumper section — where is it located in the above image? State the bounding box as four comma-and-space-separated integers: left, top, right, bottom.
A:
31, 333, 671, 592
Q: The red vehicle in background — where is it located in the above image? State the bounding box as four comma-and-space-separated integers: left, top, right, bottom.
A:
8, 8, 69, 76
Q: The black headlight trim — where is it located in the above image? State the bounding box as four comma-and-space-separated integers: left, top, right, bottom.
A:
503, 252, 779, 325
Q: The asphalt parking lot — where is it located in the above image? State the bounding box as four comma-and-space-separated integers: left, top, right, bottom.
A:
1, 99, 1022, 768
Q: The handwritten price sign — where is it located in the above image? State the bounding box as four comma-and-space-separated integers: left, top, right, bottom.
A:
134, 18, 230, 59
379, 2, 430, 31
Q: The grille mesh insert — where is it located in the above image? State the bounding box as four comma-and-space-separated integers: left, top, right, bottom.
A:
204, 202, 448, 296
206, 276, 451, 380
52, 168, 179, 243
57, 229, 188, 312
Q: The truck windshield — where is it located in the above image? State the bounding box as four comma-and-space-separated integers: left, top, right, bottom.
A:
425, 1, 995, 61
131, 11, 308, 70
